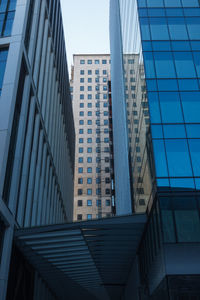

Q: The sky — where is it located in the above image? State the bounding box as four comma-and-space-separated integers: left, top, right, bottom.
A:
60, 0, 110, 74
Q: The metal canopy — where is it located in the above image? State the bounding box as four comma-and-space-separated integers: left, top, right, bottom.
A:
15, 214, 146, 300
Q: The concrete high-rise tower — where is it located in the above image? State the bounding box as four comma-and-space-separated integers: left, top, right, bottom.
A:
71, 54, 115, 221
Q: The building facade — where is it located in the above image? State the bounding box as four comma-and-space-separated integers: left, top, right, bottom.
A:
0, 0, 75, 299
110, 0, 200, 299
71, 54, 114, 221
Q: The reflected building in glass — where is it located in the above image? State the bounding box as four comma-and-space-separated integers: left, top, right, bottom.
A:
110, 0, 200, 298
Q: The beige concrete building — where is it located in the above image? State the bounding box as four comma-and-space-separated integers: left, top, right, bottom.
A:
71, 54, 114, 221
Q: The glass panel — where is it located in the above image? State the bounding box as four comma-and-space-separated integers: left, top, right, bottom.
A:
191, 41, 200, 50
174, 52, 196, 78
152, 41, 171, 51
8, 0, 16, 10
152, 139, 168, 177
161, 210, 176, 243
154, 52, 176, 78
143, 52, 156, 78
146, 79, 157, 91
157, 79, 178, 91
180, 91, 200, 123
184, 8, 200, 16
186, 17, 200, 40
157, 178, 170, 188
166, 8, 183, 16
140, 18, 151, 40
149, 18, 169, 40
142, 41, 152, 51
178, 79, 199, 90
163, 125, 186, 138
171, 41, 190, 51
0, 0, 8, 13
192, 52, 200, 77
148, 8, 165, 16
147, 92, 161, 123
164, 0, 181, 6
159, 92, 183, 123
3, 11, 15, 36
175, 210, 200, 242
147, 0, 164, 7
182, 0, 199, 7
188, 139, 200, 177
165, 139, 193, 177
170, 178, 195, 189
186, 125, 200, 138
151, 125, 163, 138
168, 18, 188, 40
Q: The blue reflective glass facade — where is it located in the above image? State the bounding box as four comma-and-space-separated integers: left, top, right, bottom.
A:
138, 0, 200, 193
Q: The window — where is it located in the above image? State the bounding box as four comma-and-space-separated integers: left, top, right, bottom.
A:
88, 120, 92, 125
96, 157, 100, 163
80, 103, 84, 108
96, 86, 99, 91
80, 60, 85, 64
87, 138, 92, 143
87, 157, 92, 163
96, 111, 100, 117
106, 189, 110, 195
87, 189, 92, 195
78, 178, 83, 184
104, 111, 108, 116
87, 147, 92, 153
105, 167, 110, 173
96, 102, 100, 107
87, 200, 92, 206
79, 138, 83, 143
95, 70, 99, 75
77, 214, 82, 220
105, 177, 110, 183
88, 59, 92, 64
95, 59, 99, 64
104, 138, 109, 143
88, 129, 92, 134
88, 70, 92, 75
102, 60, 107, 64
78, 200, 82, 206
0, 49, 8, 95
78, 168, 83, 173
88, 78, 92, 83
103, 86, 107, 91
87, 178, 92, 184
79, 120, 84, 125
96, 167, 101, 173
80, 78, 84, 83
96, 138, 100, 143
78, 189, 82, 195
106, 199, 111, 206
95, 77, 99, 83
96, 177, 101, 184
104, 120, 108, 125
103, 70, 107, 75
79, 129, 84, 134
105, 157, 109, 163
104, 147, 109, 152
80, 70, 84, 75
103, 102, 108, 107
96, 147, 100, 153
80, 86, 84, 91
88, 86, 92, 91
104, 128, 109, 133
103, 94, 107, 99
79, 147, 83, 153
95, 94, 100, 99
79, 111, 84, 117
78, 157, 83, 163
80, 94, 84, 99
88, 94, 92, 100
0, 5, 16, 37
88, 111, 92, 116
87, 214, 92, 220
103, 77, 107, 82
96, 199, 101, 206
87, 167, 92, 173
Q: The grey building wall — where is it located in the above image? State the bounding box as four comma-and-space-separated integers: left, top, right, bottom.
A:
0, 0, 75, 299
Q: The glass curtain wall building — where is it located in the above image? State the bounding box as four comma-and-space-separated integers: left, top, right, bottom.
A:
0, 0, 75, 299
110, 0, 200, 298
